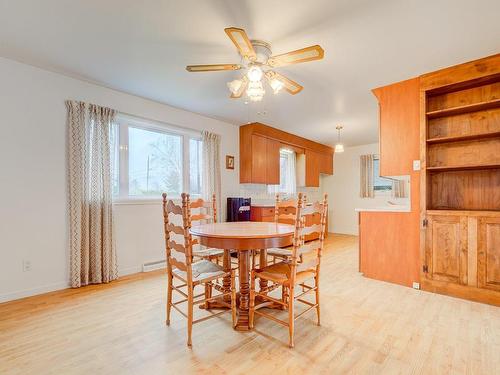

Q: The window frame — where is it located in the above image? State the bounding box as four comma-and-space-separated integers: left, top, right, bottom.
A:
113, 114, 202, 202
268, 149, 296, 196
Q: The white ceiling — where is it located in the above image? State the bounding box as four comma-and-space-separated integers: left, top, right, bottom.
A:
1, 0, 499, 146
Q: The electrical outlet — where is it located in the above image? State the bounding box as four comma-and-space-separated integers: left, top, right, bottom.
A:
413, 160, 421, 171
23, 260, 32, 272
412, 282, 420, 290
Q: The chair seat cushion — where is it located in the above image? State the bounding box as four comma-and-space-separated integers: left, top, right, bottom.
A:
193, 247, 224, 258
255, 262, 315, 286
172, 260, 225, 282
267, 247, 292, 258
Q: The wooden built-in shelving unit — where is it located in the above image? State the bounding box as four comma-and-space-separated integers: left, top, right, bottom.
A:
424, 78, 500, 211
420, 54, 500, 305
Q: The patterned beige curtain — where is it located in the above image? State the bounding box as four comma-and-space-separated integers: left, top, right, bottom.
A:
392, 179, 407, 198
201, 131, 221, 221
360, 154, 375, 198
67, 101, 117, 287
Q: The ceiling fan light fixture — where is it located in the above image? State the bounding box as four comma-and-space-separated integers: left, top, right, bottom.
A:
269, 78, 284, 94
227, 79, 243, 95
246, 80, 265, 102
247, 66, 263, 82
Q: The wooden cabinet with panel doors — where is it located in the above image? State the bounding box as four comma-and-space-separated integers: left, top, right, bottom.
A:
244, 134, 280, 184
420, 54, 500, 306
240, 122, 333, 186
424, 213, 468, 285
477, 216, 500, 292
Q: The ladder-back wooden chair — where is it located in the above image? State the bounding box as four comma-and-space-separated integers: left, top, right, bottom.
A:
249, 192, 328, 348
267, 194, 299, 264
190, 194, 224, 264
162, 193, 236, 347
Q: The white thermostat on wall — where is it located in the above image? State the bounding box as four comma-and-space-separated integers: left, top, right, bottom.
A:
413, 160, 421, 171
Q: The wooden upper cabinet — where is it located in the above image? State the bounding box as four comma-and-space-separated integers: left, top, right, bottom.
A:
478, 216, 500, 292
305, 150, 321, 187
250, 134, 268, 184
425, 214, 468, 285
240, 122, 334, 185
372, 77, 420, 176
319, 152, 334, 175
266, 138, 281, 185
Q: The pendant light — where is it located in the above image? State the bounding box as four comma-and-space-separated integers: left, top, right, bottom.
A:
335, 125, 344, 153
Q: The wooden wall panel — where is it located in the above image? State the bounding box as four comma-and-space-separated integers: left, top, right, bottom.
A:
372, 77, 420, 176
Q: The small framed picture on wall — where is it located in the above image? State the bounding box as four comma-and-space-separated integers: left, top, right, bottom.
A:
226, 155, 234, 170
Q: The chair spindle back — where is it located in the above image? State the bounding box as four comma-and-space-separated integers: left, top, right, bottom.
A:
162, 193, 195, 277
290, 193, 328, 282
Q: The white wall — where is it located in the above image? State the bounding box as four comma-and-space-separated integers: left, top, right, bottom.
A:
0, 57, 239, 302
321, 143, 409, 235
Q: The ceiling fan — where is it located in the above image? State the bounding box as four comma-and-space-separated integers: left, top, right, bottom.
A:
186, 27, 324, 102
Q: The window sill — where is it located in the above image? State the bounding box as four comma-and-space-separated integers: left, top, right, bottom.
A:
112, 194, 202, 206
113, 198, 168, 206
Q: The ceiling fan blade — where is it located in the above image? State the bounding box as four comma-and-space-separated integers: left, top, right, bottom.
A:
265, 71, 303, 95
267, 45, 324, 68
186, 64, 241, 72
224, 27, 257, 61
230, 76, 249, 99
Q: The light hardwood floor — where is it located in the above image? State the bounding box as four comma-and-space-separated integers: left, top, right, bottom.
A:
1, 235, 499, 374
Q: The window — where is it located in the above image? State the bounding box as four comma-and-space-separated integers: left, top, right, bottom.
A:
112, 115, 202, 200
373, 157, 392, 192
189, 138, 203, 196
268, 149, 296, 195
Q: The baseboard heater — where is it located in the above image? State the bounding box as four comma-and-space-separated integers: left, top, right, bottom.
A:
142, 259, 166, 272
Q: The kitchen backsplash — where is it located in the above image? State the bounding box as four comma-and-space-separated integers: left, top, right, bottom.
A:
239, 184, 323, 204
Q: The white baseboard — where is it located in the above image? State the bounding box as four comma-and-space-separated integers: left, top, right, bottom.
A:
0, 281, 69, 304
1, 264, 158, 304
118, 265, 143, 276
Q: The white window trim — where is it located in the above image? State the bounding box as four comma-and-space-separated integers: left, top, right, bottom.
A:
267, 149, 296, 196
113, 113, 202, 203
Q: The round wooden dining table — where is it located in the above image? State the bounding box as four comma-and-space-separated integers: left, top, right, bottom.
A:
190, 221, 294, 331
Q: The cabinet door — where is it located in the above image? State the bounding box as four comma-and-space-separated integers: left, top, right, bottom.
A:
251, 134, 267, 184
319, 153, 333, 175
477, 216, 500, 291
266, 138, 281, 185
305, 150, 320, 187
425, 215, 468, 284
372, 78, 419, 176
